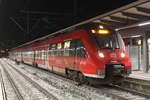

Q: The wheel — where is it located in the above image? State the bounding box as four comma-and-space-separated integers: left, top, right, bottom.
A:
66, 69, 87, 85
66, 69, 74, 79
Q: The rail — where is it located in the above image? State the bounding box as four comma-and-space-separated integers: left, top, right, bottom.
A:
0, 61, 24, 100
7, 62, 58, 100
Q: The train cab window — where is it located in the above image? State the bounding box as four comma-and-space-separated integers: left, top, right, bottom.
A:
76, 39, 87, 58
64, 41, 71, 57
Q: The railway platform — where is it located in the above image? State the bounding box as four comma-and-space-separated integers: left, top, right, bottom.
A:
129, 70, 150, 81
121, 70, 150, 95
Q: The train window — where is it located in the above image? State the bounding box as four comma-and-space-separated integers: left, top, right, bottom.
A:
76, 39, 87, 58
40, 50, 43, 60
35, 51, 37, 59
50, 44, 56, 56
64, 41, 71, 57
40, 50, 42, 60
27, 51, 33, 58
36, 50, 39, 59
37, 51, 39, 59
40, 50, 44, 60
69, 39, 76, 57
57, 42, 63, 56
36, 51, 38, 59
57, 43, 62, 49
36, 50, 40, 59
45, 45, 49, 60
48, 44, 51, 56
64, 41, 70, 48
31, 51, 34, 58
39, 51, 41, 59
44, 49, 47, 60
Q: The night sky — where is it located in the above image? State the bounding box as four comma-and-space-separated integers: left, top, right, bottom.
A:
0, 0, 137, 49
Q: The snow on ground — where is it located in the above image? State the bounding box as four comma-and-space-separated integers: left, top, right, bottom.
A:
1, 58, 148, 100
0, 65, 18, 100
3, 59, 113, 100
1, 61, 49, 100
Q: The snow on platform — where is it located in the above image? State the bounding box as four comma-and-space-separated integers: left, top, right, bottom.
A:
128, 70, 150, 81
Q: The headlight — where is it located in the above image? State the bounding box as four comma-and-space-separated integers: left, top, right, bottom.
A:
120, 52, 125, 58
98, 51, 104, 58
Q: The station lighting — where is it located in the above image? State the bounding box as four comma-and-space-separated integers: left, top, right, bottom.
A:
115, 29, 119, 31
0, 50, 5, 53
99, 25, 104, 29
148, 38, 150, 44
91, 29, 96, 33
131, 35, 141, 38
138, 39, 150, 44
137, 40, 141, 45
138, 21, 150, 26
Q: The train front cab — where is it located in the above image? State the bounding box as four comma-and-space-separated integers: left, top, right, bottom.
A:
81, 26, 132, 84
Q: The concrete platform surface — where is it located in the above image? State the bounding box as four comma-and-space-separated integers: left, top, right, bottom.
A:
129, 70, 150, 81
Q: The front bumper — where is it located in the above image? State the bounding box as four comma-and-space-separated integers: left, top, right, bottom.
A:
106, 64, 131, 77
83, 65, 131, 79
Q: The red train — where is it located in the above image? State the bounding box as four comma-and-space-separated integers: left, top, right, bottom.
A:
9, 24, 131, 84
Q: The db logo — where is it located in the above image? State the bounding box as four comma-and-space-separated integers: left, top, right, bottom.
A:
110, 53, 116, 58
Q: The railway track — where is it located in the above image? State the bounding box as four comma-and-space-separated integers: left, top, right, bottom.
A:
109, 84, 150, 99
0, 70, 7, 100
6, 59, 148, 100
5, 61, 58, 100
0, 61, 24, 100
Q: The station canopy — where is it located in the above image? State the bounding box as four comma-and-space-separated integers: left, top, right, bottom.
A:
80, 0, 150, 30
15, 0, 150, 48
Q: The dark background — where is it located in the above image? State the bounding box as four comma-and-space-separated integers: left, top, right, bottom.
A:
0, 0, 137, 49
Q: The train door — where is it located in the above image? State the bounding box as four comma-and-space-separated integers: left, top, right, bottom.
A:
48, 44, 57, 71
44, 45, 49, 69
74, 39, 87, 70
63, 39, 77, 70
21, 51, 23, 62
148, 39, 150, 71
69, 40, 77, 69
33, 50, 36, 64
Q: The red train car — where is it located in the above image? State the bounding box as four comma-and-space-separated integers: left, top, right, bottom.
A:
9, 24, 132, 84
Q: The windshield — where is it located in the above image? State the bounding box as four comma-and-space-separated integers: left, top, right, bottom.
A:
89, 32, 123, 49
